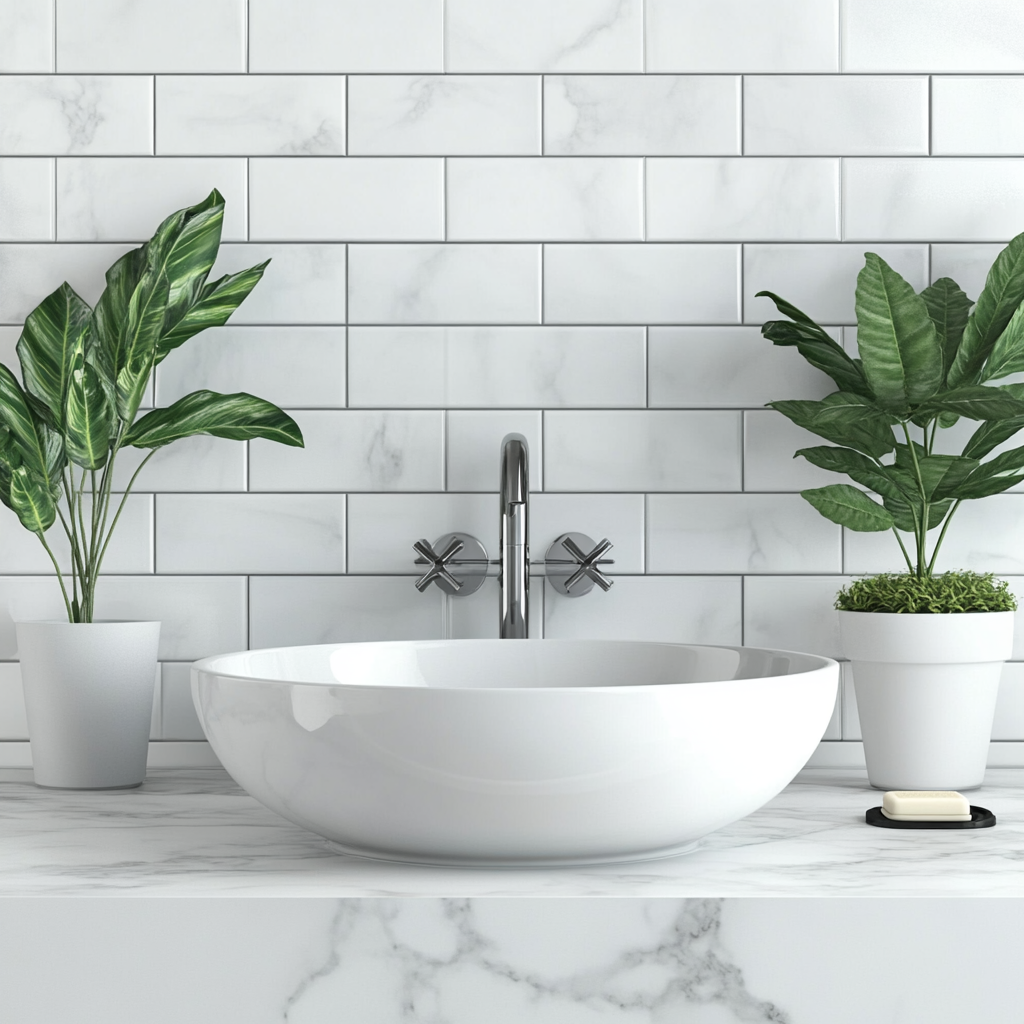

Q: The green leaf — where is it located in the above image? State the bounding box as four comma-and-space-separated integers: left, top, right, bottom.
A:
0, 364, 63, 493
769, 392, 897, 459
155, 261, 269, 362
755, 291, 833, 339
115, 267, 170, 423
855, 253, 943, 410
802, 484, 895, 532
919, 277, 973, 381
951, 444, 1024, 499
882, 492, 953, 533
795, 445, 908, 500
915, 454, 979, 501
64, 325, 114, 470
914, 384, 1024, 422
949, 231, 1024, 387
91, 245, 145, 386
761, 319, 873, 398
15, 282, 92, 430
123, 390, 304, 449
8, 464, 55, 533
980, 301, 1024, 382
963, 415, 1024, 460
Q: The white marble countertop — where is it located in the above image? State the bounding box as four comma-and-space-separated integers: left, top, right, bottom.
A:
3, 766, 1023, 896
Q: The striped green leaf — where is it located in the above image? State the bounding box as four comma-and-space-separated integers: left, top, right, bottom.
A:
155, 261, 269, 362
115, 266, 169, 423
0, 364, 63, 493
123, 390, 303, 449
64, 326, 114, 470
15, 282, 92, 429
8, 463, 56, 533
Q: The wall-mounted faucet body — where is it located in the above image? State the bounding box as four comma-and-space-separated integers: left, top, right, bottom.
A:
499, 433, 529, 638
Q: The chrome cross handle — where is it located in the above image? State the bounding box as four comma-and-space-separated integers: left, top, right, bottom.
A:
545, 533, 614, 597
413, 533, 488, 595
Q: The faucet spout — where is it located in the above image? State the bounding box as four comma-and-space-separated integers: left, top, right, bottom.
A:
499, 433, 529, 638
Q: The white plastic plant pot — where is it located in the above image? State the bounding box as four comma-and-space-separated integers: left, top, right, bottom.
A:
17, 621, 161, 790
839, 610, 1014, 791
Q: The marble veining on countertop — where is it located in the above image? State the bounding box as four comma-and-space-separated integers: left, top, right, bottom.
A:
2, 767, 1023, 896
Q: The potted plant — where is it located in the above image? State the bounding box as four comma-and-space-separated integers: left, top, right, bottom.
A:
1, 190, 303, 789
759, 235, 1024, 790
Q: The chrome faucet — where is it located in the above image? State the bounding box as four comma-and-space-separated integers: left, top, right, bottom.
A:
499, 433, 529, 638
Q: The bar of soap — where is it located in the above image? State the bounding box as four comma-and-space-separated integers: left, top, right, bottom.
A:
880, 790, 971, 822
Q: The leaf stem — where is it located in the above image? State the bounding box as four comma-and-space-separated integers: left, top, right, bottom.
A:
35, 531, 73, 622
891, 528, 915, 573
927, 499, 962, 576
92, 449, 157, 579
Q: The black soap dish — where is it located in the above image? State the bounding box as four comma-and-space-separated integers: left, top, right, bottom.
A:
865, 805, 996, 829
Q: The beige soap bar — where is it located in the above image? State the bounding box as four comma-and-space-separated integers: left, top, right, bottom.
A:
881, 791, 971, 821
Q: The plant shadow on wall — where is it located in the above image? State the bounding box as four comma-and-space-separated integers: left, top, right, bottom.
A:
0, 190, 303, 790
760, 236, 1024, 791
0, 189, 303, 622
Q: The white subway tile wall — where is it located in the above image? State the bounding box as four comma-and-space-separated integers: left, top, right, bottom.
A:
3, 0, 1024, 754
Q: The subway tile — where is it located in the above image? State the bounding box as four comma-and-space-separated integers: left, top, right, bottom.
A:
446, 412, 543, 491
531, 494, 645, 573
993, 663, 1024, 741
0, 160, 54, 241
348, 326, 646, 409
545, 411, 742, 492
156, 76, 344, 156
111, 437, 246, 493
249, 411, 443, 492
249, 0, 442, 73
349, 244, 541, 324
544, 244, 740, 324
250, 158, 442, 241
930, 244, 1003, 301
0, 327, 18, 371
348, 75, 540, 155
845, 497, 1024, 576
648, 494, 841, 574
56, 0, 245, 73
743, 244, 928, 325
156, 495, 346, 574
0, 243, 134, 323
647, 0, 838, 72
545, 576, 743, 644
249, 576, 443, 647
160, 663, 204, 741
155, 326, 346, 409
447, 578, 545, 640
744, 76, 928, 156
446, 0, 642, 72
648, 326, 835, 408
0, 577, 246, 660
447, 158, 643, 241
844, 159, 1024, 242
0, 0, 53, 72
744, 576, 849, 659
842, 0, 1024, 73
646, 158, 839, 241
0, 663, 28, 739
743, 410, 840, 492
933, 78, 1024, 155
211, 244, 346, 325
56, 158, 247, 241
0, 77, 152, 155
544, 75, 740, 156
0, 496, 152, 575
347, 493, 493, 573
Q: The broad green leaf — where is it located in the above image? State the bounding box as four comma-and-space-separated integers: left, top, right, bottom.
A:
155, 261, 269, 362
115, 267, 169, 423
91, 245, 145, 384
123, 390, 303, 449
980, 301, 1024, 382
963, 416, 1024, 459
890, 447, 978, 501
951, 444, 1024, 499
882, 492, 953, 533
755, 291, 833, 339
761, 319, 873, 397
769, 391, 897, 459
8, 464, 55, 533
15, 282, 92, 429
802, 484, 894, 532
937, 411, 960, 429
920, 277, 973, 381
914, 384, 1024, 422
795, 445, 908, 501
855, 253, 942, 410
0, 364, 63, 493
949, 231, 1024, 387
64, 325, 113, 470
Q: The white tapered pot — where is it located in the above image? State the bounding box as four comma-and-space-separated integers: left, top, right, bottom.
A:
839, 611, 1014, 791
17, 621, 161, 790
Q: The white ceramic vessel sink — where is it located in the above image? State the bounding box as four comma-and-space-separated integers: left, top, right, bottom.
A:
192, 640, 838, 866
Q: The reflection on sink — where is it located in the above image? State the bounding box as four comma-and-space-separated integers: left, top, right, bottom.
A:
191, 639, 838, 866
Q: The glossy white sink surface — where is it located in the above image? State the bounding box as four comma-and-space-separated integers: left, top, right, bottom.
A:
191, 640, 838, 866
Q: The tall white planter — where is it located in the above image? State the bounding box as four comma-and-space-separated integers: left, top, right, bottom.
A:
17, 621, 161, 790
839, 611, 1014, 791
